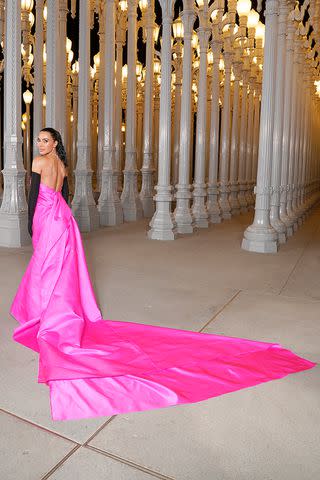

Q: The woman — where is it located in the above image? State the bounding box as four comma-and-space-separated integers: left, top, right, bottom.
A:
10, 128, 316, 421
27, 128, 69, 237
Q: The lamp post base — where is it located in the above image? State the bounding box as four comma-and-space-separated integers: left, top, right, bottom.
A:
241, 224, 278, 253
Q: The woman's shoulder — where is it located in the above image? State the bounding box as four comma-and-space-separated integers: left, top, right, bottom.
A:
32, 156, 44, 173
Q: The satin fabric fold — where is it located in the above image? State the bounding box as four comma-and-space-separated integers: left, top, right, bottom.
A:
10, 183, 316, 421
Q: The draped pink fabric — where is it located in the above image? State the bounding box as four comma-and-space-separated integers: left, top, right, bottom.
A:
10, 183, 316, 421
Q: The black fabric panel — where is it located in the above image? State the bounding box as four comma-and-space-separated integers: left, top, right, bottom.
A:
61, 176, 69, 205
28, 172, 41, 237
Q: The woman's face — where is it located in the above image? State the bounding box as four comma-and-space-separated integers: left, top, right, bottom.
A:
36, 131, 58, 156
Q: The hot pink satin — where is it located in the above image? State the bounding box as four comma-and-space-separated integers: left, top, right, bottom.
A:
10, 183, 316, 421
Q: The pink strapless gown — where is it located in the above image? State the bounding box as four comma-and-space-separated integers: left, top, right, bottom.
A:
10, 183, 316, 421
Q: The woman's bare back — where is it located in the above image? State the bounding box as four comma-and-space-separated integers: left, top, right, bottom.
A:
33, 154, 67, 192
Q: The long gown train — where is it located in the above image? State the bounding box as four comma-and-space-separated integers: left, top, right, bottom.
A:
10, 183, 316, 421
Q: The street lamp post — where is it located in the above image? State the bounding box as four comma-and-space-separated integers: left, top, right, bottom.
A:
171, 42, 183, 188
236, 0, 252, 213
242, 0, 279, 253
139, 0, 157, 217
72, 0, 100, 232
71, 61, 79, 194
207, 6, 223, 224
121, 0, 143, 221
96, 6, 105, 192
98, 0, 124, 226
148, 0, 177, 240
218, 21, 233, 220
269, 2, 288, 243
33, 0, 44, 151
174, 5, 196, 234
0, 0, 29, 246
115, 1, 127, 192
192, 0, 211, 227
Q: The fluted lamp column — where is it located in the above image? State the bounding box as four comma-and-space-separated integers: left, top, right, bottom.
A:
269, 1, 289, 244
46, 0, 63, 132
72, 0, 99, 232
244, 8, 260, 209
303, 74, 314, 209
0, 67, 3, 203
58, 0, 68, 142
0, 1, 3, 202
293, 47, 304, 227
311, 94, 320, 203
238, 54, 250, 213
245, 76, 255, 208
140, 0, 156, 217
98, 0, 124, 225
286, 37, 299, 232
207, 17, 222, 224
136, 70, 144, 172
90, 64, 98, 190
33, 0, 44, 149
121, 0, 143, 221
153, 60, 161, 177
115, 2, 127, 191
66, 43, 74, 184
70, 61, 79, 194
304, 78, 311, 209
251, 77, 261, 201
192, 0, 211, 227
300, 70, 311, 218
218, 24, 232, 220
229, 52, 242, 215
205, 54, 212, 186
174, 4, 196, 234
251, 24, 264, 204
97, 5, 105, 192
0, 0, 29, 247
171, 24, 183, 186
242, 0, 279, 253
148, 0, 177, 240
279, 20, 295, 236
237, 0, 252, 213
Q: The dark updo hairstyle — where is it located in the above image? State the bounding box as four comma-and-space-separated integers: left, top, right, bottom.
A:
40, 127, 68, 167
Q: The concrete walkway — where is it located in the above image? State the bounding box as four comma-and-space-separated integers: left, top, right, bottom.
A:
1, 208, 319, 480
